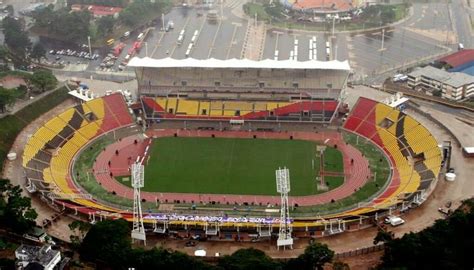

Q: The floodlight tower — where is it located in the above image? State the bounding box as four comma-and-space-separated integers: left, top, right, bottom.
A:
131, 162, 146, 245
275, 167, 293, 250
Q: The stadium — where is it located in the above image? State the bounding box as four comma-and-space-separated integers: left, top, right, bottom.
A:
21, 57, 443, 242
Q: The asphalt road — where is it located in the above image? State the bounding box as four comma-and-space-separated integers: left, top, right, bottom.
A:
451, 0, 473, 48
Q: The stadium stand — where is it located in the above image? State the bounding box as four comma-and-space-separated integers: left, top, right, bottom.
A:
343, 97, 442, 206
23, 93, 133, 214
141, 97, 340, 122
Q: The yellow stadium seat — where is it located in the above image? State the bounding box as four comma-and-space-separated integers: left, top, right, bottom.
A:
198, 101, 210, 116
84, 98, 105, 119
176, 99, 199, 115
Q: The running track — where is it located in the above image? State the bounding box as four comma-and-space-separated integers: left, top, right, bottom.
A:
91, 130, 371, 207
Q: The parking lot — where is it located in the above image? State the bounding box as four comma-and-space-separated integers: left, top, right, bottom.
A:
39, 2, 459, 80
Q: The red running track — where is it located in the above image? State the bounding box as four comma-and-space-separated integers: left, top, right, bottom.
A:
92, 130, 371, 207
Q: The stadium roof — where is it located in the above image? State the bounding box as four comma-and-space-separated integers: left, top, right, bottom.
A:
128, 57, 351, 71
438, 49, 474, 68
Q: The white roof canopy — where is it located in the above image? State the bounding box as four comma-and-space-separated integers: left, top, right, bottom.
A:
128, 57, 351, 71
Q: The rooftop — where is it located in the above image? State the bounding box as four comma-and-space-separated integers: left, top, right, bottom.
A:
16, 244, 60, 267
438, 49, 474, 68
70, 4, 122, 17
292, 0, 354, 11
128, 57, 351, 71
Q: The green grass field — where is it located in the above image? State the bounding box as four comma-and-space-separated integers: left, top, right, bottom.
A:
123, 137, 342, 196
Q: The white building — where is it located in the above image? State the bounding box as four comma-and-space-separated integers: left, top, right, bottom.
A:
15, 245, 61, 270
407, 65, 474, 101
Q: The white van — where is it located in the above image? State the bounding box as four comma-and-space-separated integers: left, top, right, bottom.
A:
385, 216, 405, 226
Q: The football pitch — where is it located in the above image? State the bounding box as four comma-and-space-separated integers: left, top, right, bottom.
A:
135, 137, 343, 196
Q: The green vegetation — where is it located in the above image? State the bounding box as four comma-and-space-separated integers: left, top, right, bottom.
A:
243, 3, 271, 22
2, 17, 31, 59
77, 218, 336, 269
375, 199, 474, 270
244, 3, 410, 32
0, 86, 69, 172
30, 70, 57, 92
0, 179, 38, 234
32, 0, 171, 45
323, 147, 344, 173
31, 6, 92, 43
119, 0, 171, 28
30, 43, 46, 63
138, 137, 326, 196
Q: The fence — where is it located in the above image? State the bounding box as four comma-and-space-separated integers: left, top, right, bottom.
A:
334, 244, 384, 259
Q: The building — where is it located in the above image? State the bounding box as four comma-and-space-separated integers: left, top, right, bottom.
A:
15, 245, 61, 270
70, 4, 123, 18
407, 66, 474, 101
129, 57, 350, 123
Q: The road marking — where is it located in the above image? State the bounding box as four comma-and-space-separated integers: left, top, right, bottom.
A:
151, 31, 166, 58
226, 23, 240, 59
208, 21, 223, 58
190, 18, 207, 58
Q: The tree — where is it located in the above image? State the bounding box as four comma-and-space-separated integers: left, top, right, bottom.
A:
378, 199, 474, 270
79, 219, 132, 268
0, 179, 38, 234
218, 248, 280, 270
0, 88, 17, 113
32, 8, 91, 43
286, 242, 334, 270
96, 15, 115, 36
332, 261, 350, 270
119, 0, 170, 27
129, 247, 216, 270
2, 17, 31, 59
373, 228, 394, 245
69, 220, 91, 248
0, 46, 8, 60
30, 43, 46, 63
5, 5, 14, 16
30, 70, 57, 92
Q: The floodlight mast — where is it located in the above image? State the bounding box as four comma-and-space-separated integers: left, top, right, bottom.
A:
275, 167, 293, 250
131, 162, 146, 245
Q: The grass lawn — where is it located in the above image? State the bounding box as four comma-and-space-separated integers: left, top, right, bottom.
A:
140, 137, 326, 196
323, 147, 344, 173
